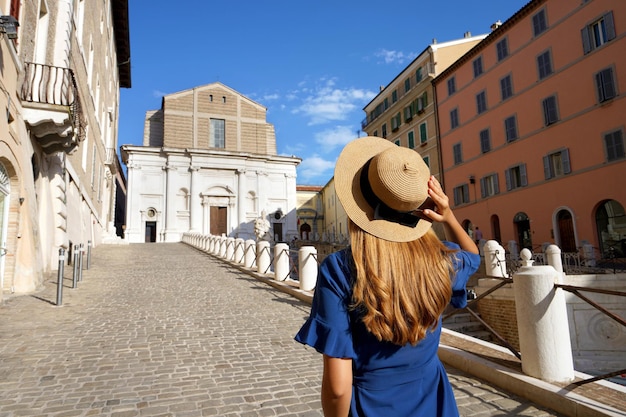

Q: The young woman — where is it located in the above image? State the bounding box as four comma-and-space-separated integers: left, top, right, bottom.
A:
295, 136, 480, 417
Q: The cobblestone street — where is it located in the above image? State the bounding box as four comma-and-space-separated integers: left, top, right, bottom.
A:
0, 243, 564, 416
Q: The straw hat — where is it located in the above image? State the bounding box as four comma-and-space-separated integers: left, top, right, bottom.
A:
335, 136, 433, 242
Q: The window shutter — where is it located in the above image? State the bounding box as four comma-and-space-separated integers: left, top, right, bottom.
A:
520, 164, 528, 186
505, 169, 512, 191
581, 27, 591, 54
562, 148, 571, 174
463, 185, 469, 203
480, 178, 487, 198
494, 175, 500, 194
605, 12, 616, 41
422, 91, 428, 106
453, 188, 460, 206
543, 155, 552, 179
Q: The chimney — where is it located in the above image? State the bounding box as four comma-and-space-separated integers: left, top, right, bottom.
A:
490, 20, 502, 31
432, 38, 437, 44
379, 85, 385, 92
464, 31, 472, 38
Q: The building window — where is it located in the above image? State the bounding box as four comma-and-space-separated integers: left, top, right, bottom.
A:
373, 130, 378, 137
480, 129, 491, 153
453, 143, 462, 165
404, 105, 413, 122
596, 67, 617, 103
450, 108, 459, 129
405, 78, 411, 93
210, 119, 225, 148
480, 174, 500, 198
447, 76, 456, 96
408, 131, 415, 149
604, 130, 625, 161
391, 112, 401, 131
537, 50, 553, 80
382, 123, 387, 138
496, 38, 509, 61
504, 116, 518, 142
416, 67, 423, 83
476, 91, 487, 114
419, 122, 427, 144
473, 56, 483, 78
542, 95, 559, 126
500, 74, 513, 100
394, 139, 401, 146
532, 8, 548, 36
505, 164, 527, 191
543, 149, 571, 179
392, 90, 398, 103
423, 156, 430, 168
453, 184, 470, 206
582, 12, 615, 54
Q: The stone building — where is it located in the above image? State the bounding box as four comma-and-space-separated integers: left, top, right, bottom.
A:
121, 83, 300, 244
0, 0, 130, 299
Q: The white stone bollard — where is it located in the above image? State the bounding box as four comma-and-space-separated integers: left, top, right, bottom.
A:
513, 249, 574, 383
484, 240, 508, 278
545, 244, 564, 284
299, 246, 318, 291
274, 243, 290, 281
234, 238, 244, 263
226, 237, 235, 261
244, 239, 256, 268
256, 241, 271, 275
219, 236, 227, 258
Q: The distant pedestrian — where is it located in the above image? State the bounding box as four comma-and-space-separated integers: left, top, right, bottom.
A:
474, 226, 483, 244
295, 136, 480, 417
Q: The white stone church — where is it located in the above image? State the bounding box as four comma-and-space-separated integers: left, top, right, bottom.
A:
120, 83, 301, 243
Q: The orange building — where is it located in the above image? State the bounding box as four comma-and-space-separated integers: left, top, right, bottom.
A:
434, 0, 626, 260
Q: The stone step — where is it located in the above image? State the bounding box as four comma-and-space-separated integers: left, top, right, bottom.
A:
443, 320, 487, 334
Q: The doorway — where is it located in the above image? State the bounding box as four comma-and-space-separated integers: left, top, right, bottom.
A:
145, 221, 157, 242
273, 222, 283, 242
556, 210, 576, 252
210, 206, 227, 236
514, 212, 532, 250
0, 162, 10, 291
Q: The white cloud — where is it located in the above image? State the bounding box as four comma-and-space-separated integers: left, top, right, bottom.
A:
314, 126, 358, 152
297, 154, 336, 184
293, 79, 376, 125
374, 49, 417, 65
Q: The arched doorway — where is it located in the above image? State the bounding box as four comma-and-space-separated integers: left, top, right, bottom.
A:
490, 214, 501, 243
0, 162, 10, 291
300, 222, 311, 240
556, 209, 576, 252
513, 212, 532, 250
462, 219, 474, 241
595, 200, 626, 258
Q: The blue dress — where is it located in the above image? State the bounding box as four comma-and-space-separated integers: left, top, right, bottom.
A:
295, 242, 480, 417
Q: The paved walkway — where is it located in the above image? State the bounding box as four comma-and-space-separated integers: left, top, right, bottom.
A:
0, 243, 566, 417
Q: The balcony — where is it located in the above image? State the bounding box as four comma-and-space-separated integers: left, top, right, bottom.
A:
20, 62, 85, 154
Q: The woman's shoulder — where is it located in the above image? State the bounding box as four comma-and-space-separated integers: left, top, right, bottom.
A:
318, 248, 353, 292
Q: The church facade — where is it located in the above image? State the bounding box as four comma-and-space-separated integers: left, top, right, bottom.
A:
121, 83, 300, 243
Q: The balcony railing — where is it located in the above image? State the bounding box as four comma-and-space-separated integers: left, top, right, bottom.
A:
20, 62, 85, 153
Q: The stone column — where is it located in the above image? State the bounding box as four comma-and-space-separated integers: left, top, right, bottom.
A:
236, 169, 246, 237
274, 243, 289, 281
299, 246, 318, 291
164, 163, 177, 241
513, 249, 574, 383
189, 165, 201, 232
124, 162, 138, 239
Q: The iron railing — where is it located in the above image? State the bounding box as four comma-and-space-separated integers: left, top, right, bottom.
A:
20, 62, 85, 143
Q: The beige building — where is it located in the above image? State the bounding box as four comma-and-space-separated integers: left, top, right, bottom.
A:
362, 34, 487, 181
295, 185, 323, 240
121, 83, 301, 243
0, 0, 130, 299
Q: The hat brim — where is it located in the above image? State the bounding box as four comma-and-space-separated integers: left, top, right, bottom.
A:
335, 137, 432, 243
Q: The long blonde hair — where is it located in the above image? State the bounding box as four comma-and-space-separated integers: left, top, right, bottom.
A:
349, 220, 454, 346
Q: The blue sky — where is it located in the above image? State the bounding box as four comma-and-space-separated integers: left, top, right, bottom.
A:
119, 0, 528, 186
